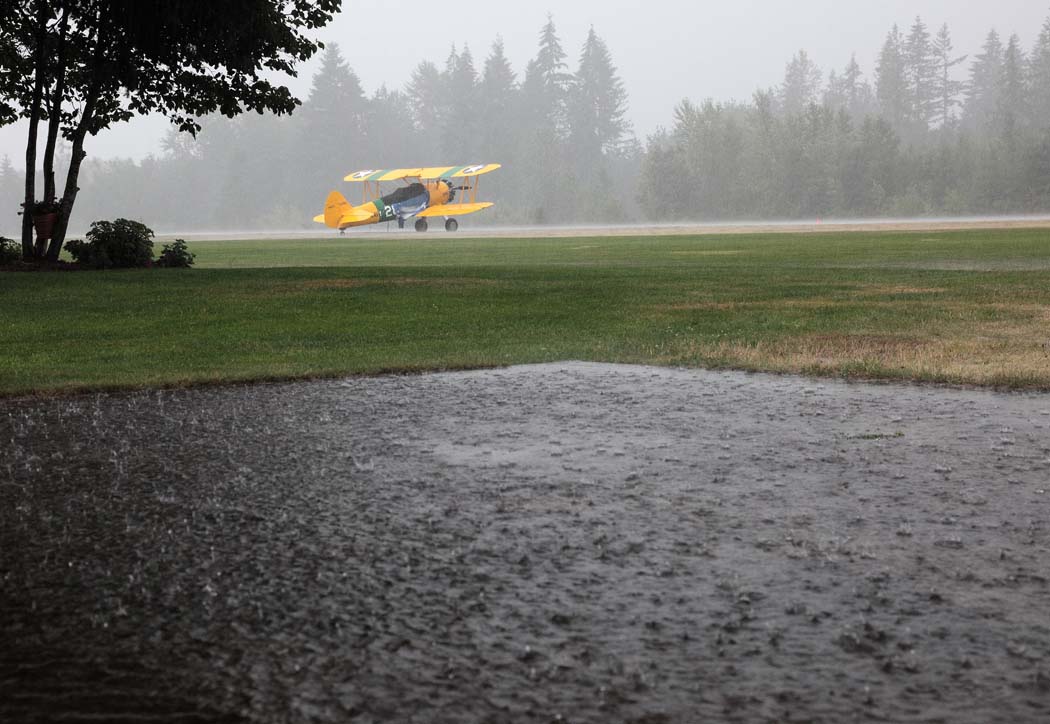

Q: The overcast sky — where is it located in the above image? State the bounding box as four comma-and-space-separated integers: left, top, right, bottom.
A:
1, 0, 1046, 165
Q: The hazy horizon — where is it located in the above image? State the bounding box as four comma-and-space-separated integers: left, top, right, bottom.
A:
1, 0, 1046, 167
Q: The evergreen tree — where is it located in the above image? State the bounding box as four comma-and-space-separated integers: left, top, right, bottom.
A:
514, 16, 575, 222
824, 70, 845, 111
478, 37, 518, 160
366, 85, 422, 167
442, 45, 479, 159
568, 27, 631, 158
997, 34, 1028, 145
406, 60, 444, 132
904, 17, 938, 130
305, 44, 366, 122
876, 25, 908, 129
525, 15, 572, 136
566, 27, 631, 218
780, 50, 822, 115
932, 24, 967, 129
1031, 15, 1050, 130
480, 37, 516, 121
825, 55, 875, 119
964, 29, 1004, 131
299, 44, 368, 204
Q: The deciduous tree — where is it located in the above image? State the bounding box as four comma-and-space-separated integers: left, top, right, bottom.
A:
0, 0, 340, 261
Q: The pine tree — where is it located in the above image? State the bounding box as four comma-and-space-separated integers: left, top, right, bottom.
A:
480, 37, 516, 120
825, 55, 874, 119
932, 24, 966, 130
780, 50, 822, 116
478, 37, 518, 160
442, 45, 479, 159
1031, 16, 1050, 129
876, 25, 908, 129
525, 15, 571, 136
964, 29, 1004, 131
366, 85, 422, 166
299, 44, 368, 198
904, 17, 938, 130
568, 27, 631, 158
406, 60, 444, 132
302, 43, 367, 139
997, 34, 1028, 145
824, 70, 845, 111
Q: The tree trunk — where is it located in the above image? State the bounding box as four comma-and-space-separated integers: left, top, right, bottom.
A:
49, 20, 106, 257
49, 92, 99, 254
41, 14, 70, 261
21, 4, 49, 260
43, 12, 69, 205
49, 142, 86, 254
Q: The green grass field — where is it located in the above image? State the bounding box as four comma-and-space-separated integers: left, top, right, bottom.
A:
2, 228, 1049, 396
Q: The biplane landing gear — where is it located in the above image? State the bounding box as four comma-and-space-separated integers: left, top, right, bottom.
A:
445, 218, 459, 232
414, 218, 428, 232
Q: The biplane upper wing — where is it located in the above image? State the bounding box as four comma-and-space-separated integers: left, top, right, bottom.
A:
418, 164, 501, 179
344, 165, 502, 182
343, 168, 420, 182
416, 202, 494, 218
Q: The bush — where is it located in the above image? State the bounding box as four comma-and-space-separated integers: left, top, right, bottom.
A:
65, 218, 154, 269
0, 236, 20, 265
156, 238, 195, 268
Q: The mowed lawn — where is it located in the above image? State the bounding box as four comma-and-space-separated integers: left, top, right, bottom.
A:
2, 228, 1049, 396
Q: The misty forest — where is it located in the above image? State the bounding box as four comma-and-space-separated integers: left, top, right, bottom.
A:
3, 14, 1050, 232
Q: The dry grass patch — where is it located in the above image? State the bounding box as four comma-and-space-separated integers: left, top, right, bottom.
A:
672, 329, 1050, 386
661, 298, 867, 312
854, 284, 949, 295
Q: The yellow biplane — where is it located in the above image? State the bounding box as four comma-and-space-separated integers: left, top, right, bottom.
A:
313, 164, 501, 233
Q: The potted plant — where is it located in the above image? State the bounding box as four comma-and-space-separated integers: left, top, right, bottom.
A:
30, 199, 61, 241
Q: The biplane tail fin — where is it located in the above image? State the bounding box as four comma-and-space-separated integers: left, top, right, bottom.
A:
314, 191, 377, 227
321, 190, 353, 228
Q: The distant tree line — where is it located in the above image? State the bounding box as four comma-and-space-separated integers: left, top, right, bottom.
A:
1, 16, 636, 233
2, 13, 1050, 234
643, 16, 1050, 219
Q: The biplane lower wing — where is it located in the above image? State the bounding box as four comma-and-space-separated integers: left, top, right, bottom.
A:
416, 202, 494, 218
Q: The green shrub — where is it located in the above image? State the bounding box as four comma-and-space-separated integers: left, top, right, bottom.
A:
65, 218, 154, 269
0, 236, 20, 265
156, 238, 195, 268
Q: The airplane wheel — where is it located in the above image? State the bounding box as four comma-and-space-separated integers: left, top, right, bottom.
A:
414, 218, 428, 232
445, 218, 459, 232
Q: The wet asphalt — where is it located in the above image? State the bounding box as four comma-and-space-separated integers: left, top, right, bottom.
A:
2, 362, 1049, 723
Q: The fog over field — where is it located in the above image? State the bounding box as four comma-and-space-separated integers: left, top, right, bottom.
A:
2, 0, 1050, 235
